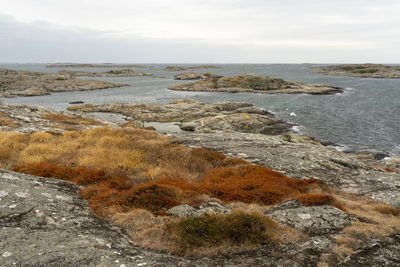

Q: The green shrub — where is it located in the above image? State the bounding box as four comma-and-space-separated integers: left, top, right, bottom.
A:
169, 211, 281, 252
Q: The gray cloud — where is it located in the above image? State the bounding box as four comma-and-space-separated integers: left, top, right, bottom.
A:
0, 0, 399, 63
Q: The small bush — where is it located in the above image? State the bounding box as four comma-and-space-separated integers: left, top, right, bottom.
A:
123, 178, 205, 212
168, 211, 281, 254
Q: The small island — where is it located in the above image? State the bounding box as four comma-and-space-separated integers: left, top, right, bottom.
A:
57, 69, 165, 78
312, 63, 400, 78
164, 65, 223, 71
169, 74, 343, 95
0, 68, 126, 97
173, 71, 222, 80
46, 63, 151, 68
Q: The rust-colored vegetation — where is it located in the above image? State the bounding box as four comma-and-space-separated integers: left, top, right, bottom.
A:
383, 167, 396, 173
0, 126, 359, 255
296, 193, 345, 211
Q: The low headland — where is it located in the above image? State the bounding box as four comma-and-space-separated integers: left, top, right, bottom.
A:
169, 74, 344, 94
312, 63, 400, 78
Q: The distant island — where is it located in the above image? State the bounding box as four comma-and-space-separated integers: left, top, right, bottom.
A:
169, 74, 343, 95
164, 65, 223, 71
57, 69, 165, 78
173, 71, 222, 80
46, 63, 151, 68
312, 63, 400, 78
0, 68, 126, 97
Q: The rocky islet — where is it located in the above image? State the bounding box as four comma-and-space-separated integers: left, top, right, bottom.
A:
312, 63, 400, 78
0, 68, 126, 98
169, 74, 344, 94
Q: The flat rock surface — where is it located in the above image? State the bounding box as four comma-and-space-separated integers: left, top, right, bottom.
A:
267, 201, 352, 235
0, 170, 193, 267
0, 101, 117, 133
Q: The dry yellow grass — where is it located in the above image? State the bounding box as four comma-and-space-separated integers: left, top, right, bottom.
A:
41, 113, 103, 125
0, 127, 243, 182
329, 191, 400, 260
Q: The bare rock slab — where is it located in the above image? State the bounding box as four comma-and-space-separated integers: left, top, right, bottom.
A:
0, 170, 191, 266
266, 201, 352, 235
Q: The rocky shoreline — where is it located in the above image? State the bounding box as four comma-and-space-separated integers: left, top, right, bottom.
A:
0, 68, 126, 98
169, 74, 344, 95
67, 99, 292, 135
1, 100, 400, 266
312, 63, 400, 78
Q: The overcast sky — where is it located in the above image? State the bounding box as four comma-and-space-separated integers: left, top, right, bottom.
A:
1, 0, 399, 63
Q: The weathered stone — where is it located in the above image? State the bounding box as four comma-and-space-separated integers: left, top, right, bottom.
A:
338, 234, 400, 266
0, 170, 191, 266
180, 122, 200, 132
167, 201, 231, 218
68, 99, 291, 135
267, 201, 352, 235
167, 204, 197, 218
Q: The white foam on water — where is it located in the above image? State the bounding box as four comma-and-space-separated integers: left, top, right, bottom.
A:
289, 112, 297, 116
330, 145, 349, 152
291, 125, 300, 132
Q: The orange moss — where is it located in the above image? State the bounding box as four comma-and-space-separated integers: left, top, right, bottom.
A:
296, 193, 345, 210
383, 167, 396, 173
202, 165, 320, 204
13, 162, 109, 185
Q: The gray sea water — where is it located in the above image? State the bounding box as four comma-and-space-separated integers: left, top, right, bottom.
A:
1, 63, 400, 157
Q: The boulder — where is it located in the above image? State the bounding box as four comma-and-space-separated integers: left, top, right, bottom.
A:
167, 201, 231, 218
266, 200, 352, 235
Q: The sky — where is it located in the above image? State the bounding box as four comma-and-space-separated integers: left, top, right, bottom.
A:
1, 0, 400, 63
